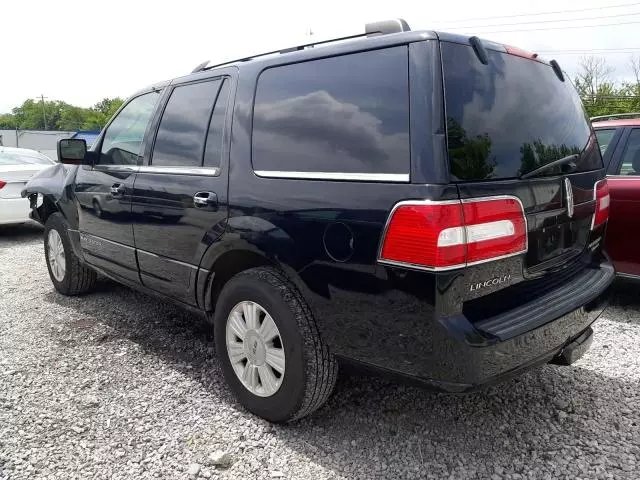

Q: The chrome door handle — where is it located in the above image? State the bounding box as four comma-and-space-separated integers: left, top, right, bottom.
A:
193, 191, 218, 208
110, 183, 125, 196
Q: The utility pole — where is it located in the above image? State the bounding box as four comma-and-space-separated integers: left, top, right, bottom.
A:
40, 94, 48, 130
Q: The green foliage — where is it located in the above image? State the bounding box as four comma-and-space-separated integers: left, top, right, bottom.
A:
447, 117, 497, 180
574, 55, 640, 118
0, 97, 124, 131
519, 141, 581, 177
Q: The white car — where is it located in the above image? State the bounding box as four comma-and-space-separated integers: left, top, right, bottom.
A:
0, 147, 56, 225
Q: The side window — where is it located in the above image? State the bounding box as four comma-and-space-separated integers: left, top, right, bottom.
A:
595, 129, 616, 156
252, 47, 410, 176
99, 92, 160, 165
619, 129, 640, 175
203, 79, 230, 168
152, 79, 221, 168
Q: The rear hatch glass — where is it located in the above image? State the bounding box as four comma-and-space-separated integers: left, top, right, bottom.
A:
441, 41, 604, 273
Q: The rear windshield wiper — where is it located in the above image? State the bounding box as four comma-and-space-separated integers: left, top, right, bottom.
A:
519, 154, 580, 180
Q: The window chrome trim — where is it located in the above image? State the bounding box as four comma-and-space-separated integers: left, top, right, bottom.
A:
138, 166, 220, 176
92, 165, 221, 176
93, 164, 139, 172
606, 174, 640, 179
617, 272, 640, 281
253, 170, 409, 182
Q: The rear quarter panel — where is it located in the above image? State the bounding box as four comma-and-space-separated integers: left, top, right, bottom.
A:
217, 47, 464, 376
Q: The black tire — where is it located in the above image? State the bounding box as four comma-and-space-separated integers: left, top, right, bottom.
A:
92, 199, 103, 218
44, 213, 97, 295
213, 267, 338, 423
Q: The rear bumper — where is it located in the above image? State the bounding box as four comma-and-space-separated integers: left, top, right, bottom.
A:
426, 261, 614, 392
0, 197, 31, 225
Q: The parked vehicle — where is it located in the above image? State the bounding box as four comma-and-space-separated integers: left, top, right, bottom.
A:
0, 147, 55, 225
23, 19, 614, 423
593, 113, 640, 278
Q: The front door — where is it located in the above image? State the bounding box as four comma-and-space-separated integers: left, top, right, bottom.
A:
607, 128, 640, 276
131, 75, 233, 305
74, 91, 161, 282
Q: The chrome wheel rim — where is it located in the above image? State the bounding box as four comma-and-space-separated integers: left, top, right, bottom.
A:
47, 230, 66, 282
226, 301, 285, 397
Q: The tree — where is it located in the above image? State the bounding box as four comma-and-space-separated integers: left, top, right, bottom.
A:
0, 113, 17, 129
94, 97, 123, 117
573, 55, 640, 118
574, 56, 614, 102
630, 55, 640, 87
58, 105, 87, 130
447, 117, 496, 180
0, 96, 124, 131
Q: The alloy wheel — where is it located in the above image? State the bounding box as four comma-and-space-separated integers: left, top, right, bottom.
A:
225, 301, 286, 397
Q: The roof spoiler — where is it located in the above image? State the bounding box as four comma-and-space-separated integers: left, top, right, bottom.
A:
191, 18, 411, 73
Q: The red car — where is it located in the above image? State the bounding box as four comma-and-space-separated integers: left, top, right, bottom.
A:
593, 114, 640, 279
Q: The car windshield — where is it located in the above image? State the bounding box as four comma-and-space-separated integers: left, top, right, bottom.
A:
0, 150, 54, 166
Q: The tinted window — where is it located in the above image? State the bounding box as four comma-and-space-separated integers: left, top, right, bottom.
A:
442, 42, 601, 181
152, 80, 221, 167
100, 92, 160, 166
619, 129, 640, 175
252, 47, 410, 175
595, 129, 617, 156
203, 79, 230, 168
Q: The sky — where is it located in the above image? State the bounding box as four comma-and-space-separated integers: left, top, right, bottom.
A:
1, 0, 639, 113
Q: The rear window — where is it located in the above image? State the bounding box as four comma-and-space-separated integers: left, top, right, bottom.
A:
252, 47, 410, 176
442, 42, 601, 181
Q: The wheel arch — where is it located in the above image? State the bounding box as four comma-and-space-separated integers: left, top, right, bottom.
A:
198, 240, 311, 315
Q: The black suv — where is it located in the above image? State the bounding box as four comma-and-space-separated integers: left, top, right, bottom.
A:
24, 19, 614, 423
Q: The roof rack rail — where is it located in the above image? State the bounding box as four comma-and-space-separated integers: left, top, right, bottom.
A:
190, 18, 410, 73
591, 112, 640, 122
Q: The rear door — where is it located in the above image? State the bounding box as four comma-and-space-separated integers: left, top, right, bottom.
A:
440, 40, 604, 278
606, 128, 640, 276
131, 72, 233, 305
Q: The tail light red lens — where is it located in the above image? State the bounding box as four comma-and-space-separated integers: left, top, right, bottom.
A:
0, 180, 6, 189
591, 179, 610, 230
380, 201, 465, 268
379, 196, 527, 270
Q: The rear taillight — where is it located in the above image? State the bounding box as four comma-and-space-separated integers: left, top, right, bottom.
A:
379, 196, 527, 271
0, 180, 5, 189
591, 179, 610, 230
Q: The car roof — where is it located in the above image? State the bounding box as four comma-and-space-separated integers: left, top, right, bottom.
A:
137, 28, 554, 94
593, 118, 640, 128
0, 146, 51, 158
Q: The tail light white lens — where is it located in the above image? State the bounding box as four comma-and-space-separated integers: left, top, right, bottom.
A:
379, 196, 527, 270
462, 198, 527, 264
591, 179, 610, 230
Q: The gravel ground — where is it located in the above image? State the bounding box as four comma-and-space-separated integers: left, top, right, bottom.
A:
1, 222, 639, 480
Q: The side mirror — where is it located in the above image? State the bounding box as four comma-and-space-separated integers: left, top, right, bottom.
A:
57, 138, 89, 165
